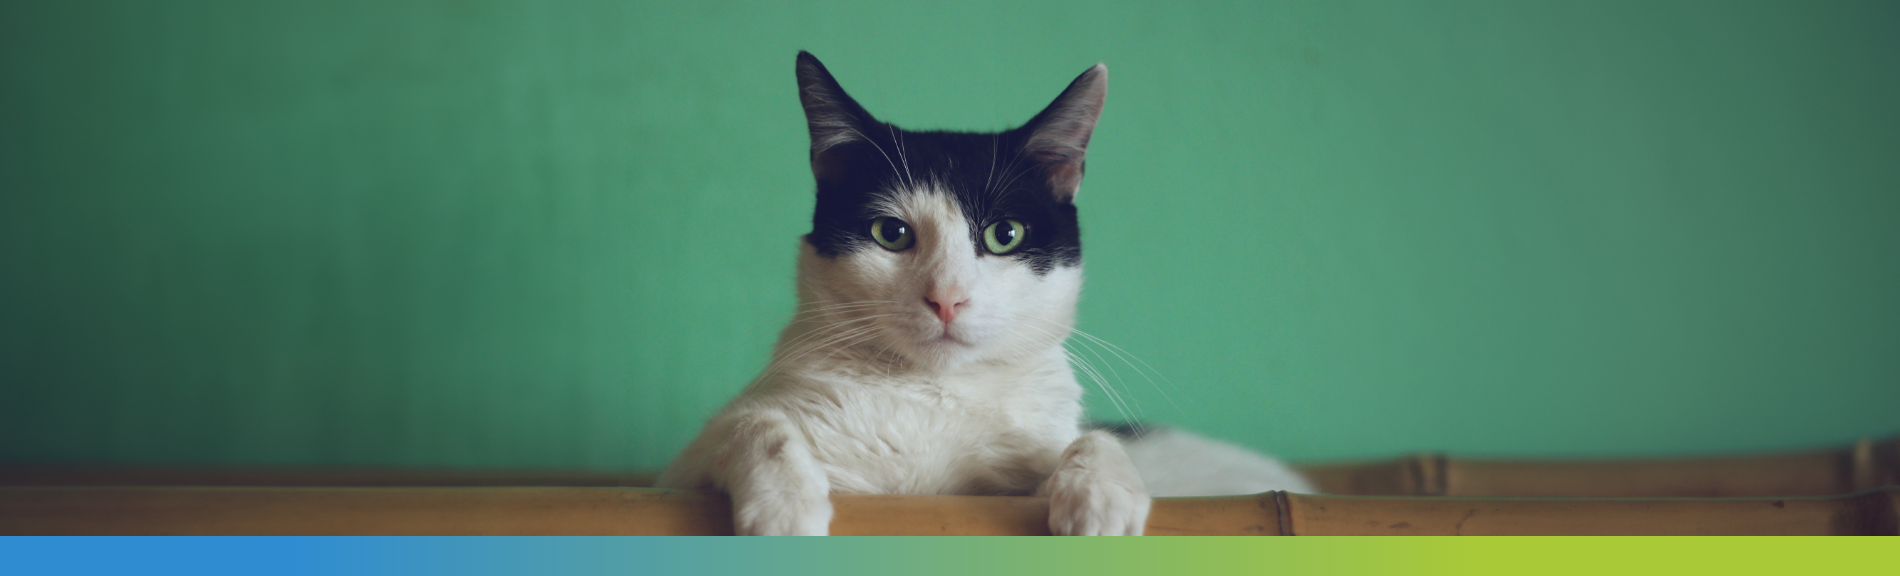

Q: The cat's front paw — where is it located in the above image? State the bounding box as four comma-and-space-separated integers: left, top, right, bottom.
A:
1045, 467, 1151, 536
732, 491, 832, 536
1043, 431, 1152, 536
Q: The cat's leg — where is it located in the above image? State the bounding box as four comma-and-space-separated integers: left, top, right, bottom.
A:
1039, 430, 1152, 536
716, 411, 833, 536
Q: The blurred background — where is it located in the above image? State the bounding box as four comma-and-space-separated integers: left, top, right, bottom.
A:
1, 1, 1895, 472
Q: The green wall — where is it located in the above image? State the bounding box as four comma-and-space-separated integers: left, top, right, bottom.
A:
3, 1, 1895, 470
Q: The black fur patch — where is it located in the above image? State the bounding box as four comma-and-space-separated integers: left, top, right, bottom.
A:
796, 52, 1088, 275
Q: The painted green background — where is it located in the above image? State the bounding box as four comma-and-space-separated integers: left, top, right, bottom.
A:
2, 1, 1895, 470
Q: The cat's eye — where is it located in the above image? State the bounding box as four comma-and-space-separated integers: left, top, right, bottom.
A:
870, 217, 914, 251
983, 220, 1027, 255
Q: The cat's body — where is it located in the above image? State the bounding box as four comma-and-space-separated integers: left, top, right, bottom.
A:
659, 240, 1086, 499
656, 53, 1311, 536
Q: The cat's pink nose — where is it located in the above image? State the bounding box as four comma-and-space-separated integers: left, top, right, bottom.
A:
924, 291, 969, 325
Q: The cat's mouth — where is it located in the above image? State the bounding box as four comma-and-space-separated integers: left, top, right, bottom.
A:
925, 325, 970, 347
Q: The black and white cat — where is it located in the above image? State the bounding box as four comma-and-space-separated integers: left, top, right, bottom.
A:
657, 52, 1313, 536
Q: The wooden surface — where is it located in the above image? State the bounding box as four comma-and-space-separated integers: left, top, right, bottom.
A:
4, 436, 1893, 535
3, 486, 1894, 536
1298, 435, 1899, 497
1282, 489, 1899, 536
9, 436, 1891, 498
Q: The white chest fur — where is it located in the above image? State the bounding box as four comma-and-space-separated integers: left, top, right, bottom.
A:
738, 348, 1086, 495
655, 353, 1089, 495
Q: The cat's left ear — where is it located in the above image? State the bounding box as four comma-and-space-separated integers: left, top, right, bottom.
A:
796, 51, 878, 183
1022, 63, 1107, 202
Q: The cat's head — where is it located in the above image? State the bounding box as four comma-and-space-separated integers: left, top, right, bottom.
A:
790, 52, 1105, 370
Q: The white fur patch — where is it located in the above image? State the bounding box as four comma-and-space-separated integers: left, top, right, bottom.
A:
1123, 428, 1318, 496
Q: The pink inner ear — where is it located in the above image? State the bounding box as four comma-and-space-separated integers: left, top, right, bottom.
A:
1033, 152, 1085, 199
811, 148, 848, 183
1029, 145, 1087, 198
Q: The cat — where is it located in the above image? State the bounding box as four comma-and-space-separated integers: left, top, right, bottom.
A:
656, 52, 1314, 536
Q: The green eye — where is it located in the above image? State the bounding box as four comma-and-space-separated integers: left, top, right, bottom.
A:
870, 217, 914, 251
983, 220, 1027, 255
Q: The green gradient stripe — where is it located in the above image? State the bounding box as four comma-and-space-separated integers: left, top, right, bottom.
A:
6, 537, 1897, 576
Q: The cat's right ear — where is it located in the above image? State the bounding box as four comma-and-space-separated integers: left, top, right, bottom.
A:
1021, 63, 1107, 203
796, 51, 876, 182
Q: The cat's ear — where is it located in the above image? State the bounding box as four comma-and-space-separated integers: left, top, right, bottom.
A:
796, 51, 877, 182
1022, 63, 1107, 202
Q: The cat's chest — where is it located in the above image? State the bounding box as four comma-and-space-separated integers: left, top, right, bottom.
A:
790, 370, 1082, 495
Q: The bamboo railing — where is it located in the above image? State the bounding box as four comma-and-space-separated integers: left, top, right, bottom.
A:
3, 436, 1894, 535
1298, 435, 1900, 498
1, 486, 1893, 536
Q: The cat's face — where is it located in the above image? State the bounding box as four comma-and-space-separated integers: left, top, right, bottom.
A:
791, 53, 1106, 370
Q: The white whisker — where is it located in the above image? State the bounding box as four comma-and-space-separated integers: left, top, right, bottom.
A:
754, 324, 880, 386
1064, 344, 1138, 433
752, 314, 900, 386
1070, 336, 1146, 414
1008, 317, 1142, 433
1013, 312, 1184, 424
839, 126, 906, 191
889, 125, 916, 191
983, 134, 999, 205
1062, 324, 1186, 415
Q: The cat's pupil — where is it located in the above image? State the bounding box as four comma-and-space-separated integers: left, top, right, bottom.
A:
879, 220, 907, 243
995, 225, 1016, 244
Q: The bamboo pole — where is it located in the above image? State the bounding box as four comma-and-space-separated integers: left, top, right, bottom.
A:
9, 436, 1891, 498
1280, 489, 1899, 536
3, 486, 1894, 536
1296, 435, 1900, 497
